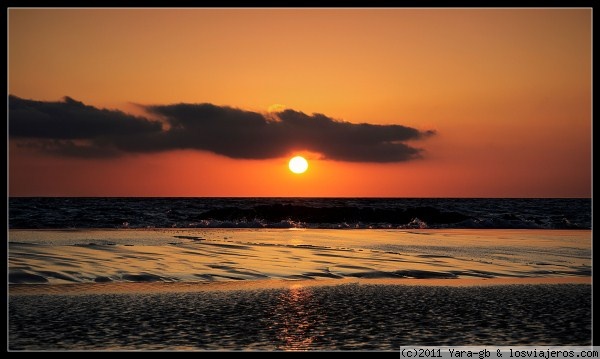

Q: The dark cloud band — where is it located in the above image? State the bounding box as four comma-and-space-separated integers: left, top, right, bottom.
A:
9, 95, 435, 162
9, 96, 161, 139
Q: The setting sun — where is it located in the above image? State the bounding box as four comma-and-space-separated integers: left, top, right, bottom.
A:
289, 156, 308, 174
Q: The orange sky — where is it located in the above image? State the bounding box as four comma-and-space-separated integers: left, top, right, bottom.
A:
8, 8, 592, 197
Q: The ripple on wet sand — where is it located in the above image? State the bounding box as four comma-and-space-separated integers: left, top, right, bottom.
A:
9, 283, 591, 350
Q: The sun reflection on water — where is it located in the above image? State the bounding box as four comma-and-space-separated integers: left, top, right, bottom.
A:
272, 285, 324, 351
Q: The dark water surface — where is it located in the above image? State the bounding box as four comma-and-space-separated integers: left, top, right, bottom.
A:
9, 197, 591, 229
9, 284, 591, 350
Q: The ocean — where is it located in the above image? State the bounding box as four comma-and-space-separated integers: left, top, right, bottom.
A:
8, 197, 591, 230
8, 197, 592, 350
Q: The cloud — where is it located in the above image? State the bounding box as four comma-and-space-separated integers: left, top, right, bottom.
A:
9, 95, 161, 139
9, 95, 435, 162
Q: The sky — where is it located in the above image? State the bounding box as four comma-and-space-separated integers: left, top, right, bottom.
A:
8, 8, 592, 197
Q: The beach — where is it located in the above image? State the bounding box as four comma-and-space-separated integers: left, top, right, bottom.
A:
8, 228, 592, 350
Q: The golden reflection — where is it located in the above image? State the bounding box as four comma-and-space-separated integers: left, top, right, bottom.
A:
272, 285, 323, 351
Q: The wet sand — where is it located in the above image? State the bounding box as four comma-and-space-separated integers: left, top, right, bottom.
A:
8, 229, 592, 350
9, 281, 591, 350
9, 229, 592, 284
8, 276, 592, 295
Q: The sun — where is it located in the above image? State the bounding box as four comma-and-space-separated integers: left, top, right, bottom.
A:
289, 156, 308, 174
